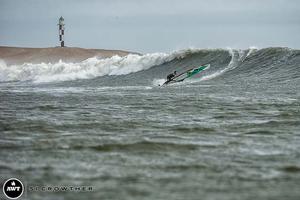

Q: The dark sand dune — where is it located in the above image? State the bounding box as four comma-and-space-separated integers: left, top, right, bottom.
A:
0, 46, 139, 65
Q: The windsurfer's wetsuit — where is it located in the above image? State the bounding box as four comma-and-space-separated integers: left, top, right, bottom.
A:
167, 73, 175, 81
167, 71, 177, 81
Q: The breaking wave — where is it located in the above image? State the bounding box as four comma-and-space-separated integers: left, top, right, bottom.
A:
0, 49, 204, 83
0, 47, 299, 84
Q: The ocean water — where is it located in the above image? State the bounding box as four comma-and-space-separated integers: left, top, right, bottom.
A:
0, 47, 300, 200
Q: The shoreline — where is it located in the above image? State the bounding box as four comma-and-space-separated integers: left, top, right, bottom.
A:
0, 46, 140, 65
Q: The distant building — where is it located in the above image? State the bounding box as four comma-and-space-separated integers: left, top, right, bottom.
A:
58, 16, 65, 47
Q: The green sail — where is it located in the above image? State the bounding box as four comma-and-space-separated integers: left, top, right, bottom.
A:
186, 66, 207, 78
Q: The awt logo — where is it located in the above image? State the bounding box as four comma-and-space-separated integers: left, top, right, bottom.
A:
2, 178, 24, 199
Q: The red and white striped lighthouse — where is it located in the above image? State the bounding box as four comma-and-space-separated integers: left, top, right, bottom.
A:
58, 16, 65, 47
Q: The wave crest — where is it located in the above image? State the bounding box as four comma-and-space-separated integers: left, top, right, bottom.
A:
0, 47, 299, 84
0, 48, 207, 83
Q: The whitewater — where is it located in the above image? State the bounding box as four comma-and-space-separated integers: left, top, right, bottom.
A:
0, 48, 254, 83
0, 47, 300, 200
0, 49, 196, 83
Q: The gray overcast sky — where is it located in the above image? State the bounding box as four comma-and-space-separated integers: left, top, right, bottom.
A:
0, 0, 300, 53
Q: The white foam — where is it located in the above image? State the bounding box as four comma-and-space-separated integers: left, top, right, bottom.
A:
245, 47, 258, 59
199, 48, 238, 81
0, 54, 166, 83
152, 79, 166, 86
0, 48, 209, 83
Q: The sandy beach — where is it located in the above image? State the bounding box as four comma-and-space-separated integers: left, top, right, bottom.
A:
0, 46, 138, 65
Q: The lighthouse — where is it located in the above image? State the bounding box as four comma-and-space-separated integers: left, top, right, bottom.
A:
58, 16, 65, 47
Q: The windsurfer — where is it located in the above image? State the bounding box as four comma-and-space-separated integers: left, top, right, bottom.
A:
167, 71, 177, 81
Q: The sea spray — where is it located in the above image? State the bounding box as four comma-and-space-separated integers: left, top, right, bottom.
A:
0, 48, 201, 83
0, 47, 298, 84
